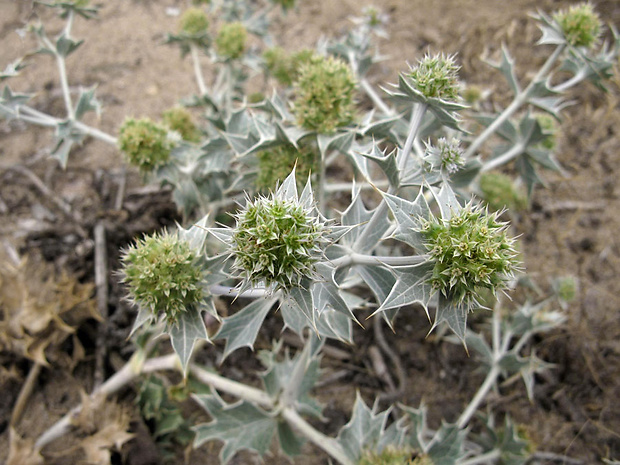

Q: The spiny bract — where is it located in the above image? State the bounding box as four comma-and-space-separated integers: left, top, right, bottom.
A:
407, 53, 460, 101
553, 2, 602, 48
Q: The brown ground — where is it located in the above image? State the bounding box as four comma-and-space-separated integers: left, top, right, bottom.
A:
1, 0, 620, 464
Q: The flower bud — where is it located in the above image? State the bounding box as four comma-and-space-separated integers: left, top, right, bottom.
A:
121, 231, 205, 325
553, 3, 602, 48
118, 118, 175, 174
407, 53, 460, 101
231, 193, 325, 290
424, 137, 464, 175
479, 172, 527, 212
215, 22, 247, 60
162, 106, 201, 143
419, 204, 520, 305
256, 144, 319, 191
179, 7, 209, 36
294, 54, 357, 133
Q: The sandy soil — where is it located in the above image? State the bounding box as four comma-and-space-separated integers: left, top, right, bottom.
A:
1, 0, 619, 463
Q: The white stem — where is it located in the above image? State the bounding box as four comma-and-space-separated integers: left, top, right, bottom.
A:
457, 363, 501, 429
464, 44, 566, 159
398, 103, 427, 172
457, 449, 501, 465
190, 43, 208, 96
281, 409, 354, 465
331, 252, 426, 268
480, 143, 524, 173
56, 54, 74, 120
324, 180, 389, 193
360, 78, 394, 116
190, 363, 273, 407
209, 284, 268, 298
73, 120, 118, 145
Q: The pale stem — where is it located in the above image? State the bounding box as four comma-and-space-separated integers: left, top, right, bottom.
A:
190, 363, 273, 407
552, 72, 584, 93
56, 55, 74, 120
10, 362, 43, 426
480, 142, 524, 173
456, 363, 501, 429
398, 103, 427, 172
324, 180, 389, 193
73, 120, 118, 145
360, 78, 394, 116
209, 284, 268, 298
330, 252, 427, 269
464, 44, 566, 160
190, 42, 208, 96
457, 449, 502, 465
281, 408, 355, 465
64, 10, 74, 36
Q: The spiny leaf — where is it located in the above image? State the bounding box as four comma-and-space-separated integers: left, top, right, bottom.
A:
377, 263, 435, 318
216, 297, 277, 360
169, 307, 208, 375
382, 189, 430, 252
193, 393, 276, 464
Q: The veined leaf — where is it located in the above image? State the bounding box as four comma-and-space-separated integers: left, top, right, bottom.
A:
216, 297, 277, 360
382, 189, 430, 252
169, 307, 208, 375
377, 263, 434, 319
193, 393, 276, 464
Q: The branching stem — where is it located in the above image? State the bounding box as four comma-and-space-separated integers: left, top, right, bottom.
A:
190, 42, 208, 96
464, 44, 565, 160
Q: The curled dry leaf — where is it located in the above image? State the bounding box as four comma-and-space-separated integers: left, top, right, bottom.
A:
7, 428, 44, 465
0, 247, 100, 367
70, 391, 134, 464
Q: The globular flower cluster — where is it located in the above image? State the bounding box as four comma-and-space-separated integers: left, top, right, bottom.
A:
294, 54, 357, 133
118, 118, 175, 174
407, 53, 460, 101
419, 204, 520, 305
231, 194, 325, 290
359, 447, 431, 465
179, 7, 210, 36
216, 22, 247, 60
424, 137, 464, 175
553, 3, 602, 48
121, 232, 205, 325
162, 106, 201, 143
256, 144, 319, 191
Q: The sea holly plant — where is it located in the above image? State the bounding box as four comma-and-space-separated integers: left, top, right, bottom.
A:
3, 1, 620, 464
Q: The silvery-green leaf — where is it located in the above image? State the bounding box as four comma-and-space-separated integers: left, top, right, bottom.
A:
337, 392, 391, 461
427, 423, 467, 465
274, 121, 311, 148
313, 263, 355, 320
430, 182, 461, 221
474, 114, 518, 143
356, 264, 398, 328
55, 33, 83, 57
361, 143, 400, 188
299, 175, 314, 208
432, 294, 469, 343
340, 185, 373, 245
208, 227, 235, 245
515, 153, 544, 196
359, 114, 401, 139
287, 285, 315, 330
487, 44, 521, 94
0, 59, 26, 82
277, 421, 304, 456
177, 215, 209, 253
464, 331, 493, 367
168, 307, 209, 375
376, 416, 408, 453
227, 108, 253, 135
1, 86, 32, 110
130, 306, 155, 337
533, 11, 566, 46
276, 166, 298, 200
526, 148, 563, 172
382, 189, 430, 251
216, 297, 277, 360
193, 393, 276, 464
314, 308, 353, 342
280, 296, 307, 335
317, 131, 355, 158
74, 86, 101, 120
377, 263, 434, 318
401, 403, 429, 451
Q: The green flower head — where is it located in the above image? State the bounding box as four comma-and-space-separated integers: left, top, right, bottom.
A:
216, 22, 247, 60
553, 3, 602, 48
359, 447, 431, 465
479, 172, 528, 212
162, 106, 201, 143
263, 47, 314, 86
231, 190, 326, 290
179, 7, 209, 36
256, 144, 319, 191
407, 53, 460, 101
118, 117, 175, 174
121, 231, 205, 325
294, 54, 357, 133
269, 0, 295, 10
419, 203, 520, 305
